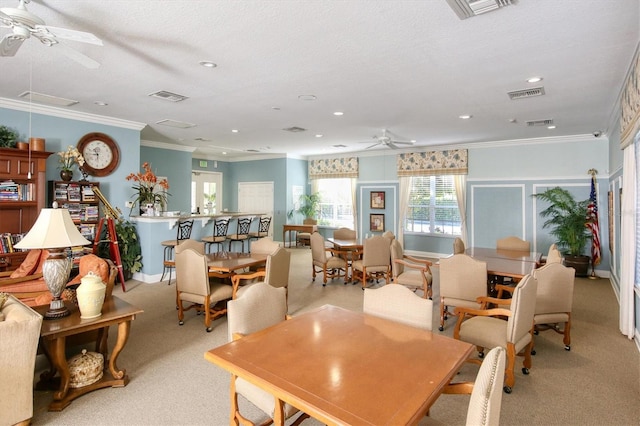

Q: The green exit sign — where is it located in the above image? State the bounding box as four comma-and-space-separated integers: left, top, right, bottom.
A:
199, 160, 208, 167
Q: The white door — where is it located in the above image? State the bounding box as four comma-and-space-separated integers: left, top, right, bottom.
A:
192, 171, 222, 214
238, 182, 274, 237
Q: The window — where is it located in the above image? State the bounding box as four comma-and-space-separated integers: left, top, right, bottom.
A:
316, 178, 354, 228
405, 175, 461, 235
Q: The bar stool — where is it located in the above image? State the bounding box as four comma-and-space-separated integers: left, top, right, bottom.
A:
161, 218, 194, 284
227, 217, 252, 253
202, 217, 230, 253
248, 216, 271, 244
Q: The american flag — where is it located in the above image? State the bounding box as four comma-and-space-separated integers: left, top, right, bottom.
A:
587, 175, 601, 266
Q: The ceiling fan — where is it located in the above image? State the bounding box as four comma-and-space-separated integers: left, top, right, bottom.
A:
0, 0, 102, 68
361, 129, 415, 150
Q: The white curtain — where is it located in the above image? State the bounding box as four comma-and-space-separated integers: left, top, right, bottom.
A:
397, 177, 411, 246
620, 140, 636, 338
350, 178, 357, 235
454, 175, 468, 245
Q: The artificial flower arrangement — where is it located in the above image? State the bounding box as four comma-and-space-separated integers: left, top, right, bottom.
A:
126, 162, 170, 213
57, 145, 85, 171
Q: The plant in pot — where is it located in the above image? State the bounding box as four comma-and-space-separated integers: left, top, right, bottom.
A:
287, 192, 321, 224
0, 125, 18, 148
97, 218, 142, 280
533, 187, 592, 276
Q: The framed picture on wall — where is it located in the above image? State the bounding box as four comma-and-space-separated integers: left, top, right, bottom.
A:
370, 214, 384, 232
370, 191, 385, 209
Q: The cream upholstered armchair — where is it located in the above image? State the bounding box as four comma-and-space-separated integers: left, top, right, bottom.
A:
545, 243, 563, 264
496, 236, 530, 252
363, 284, 433, 330
232, 246, 291, 300
453, 274, 538, 394
175, 246, 233, 332
310, 232, 348, 286
453, 237, 466, 254
439, 254, 487, 331
389, 239, 433, 299
227, 282, 308, 425
352, 235, 391, 290
0, 294, 43, 426
249, 237, 280, 255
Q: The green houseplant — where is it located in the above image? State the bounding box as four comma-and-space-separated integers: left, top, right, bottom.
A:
533, 186, 592, 276
97, 218, 142, 279
0, 125, 18, 148
287, 192, 321, 221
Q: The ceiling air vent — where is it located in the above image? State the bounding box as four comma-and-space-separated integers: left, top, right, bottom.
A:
282, 126, 307, 133
246, 149, 260, 153
526, 119, 554, 127
19, 91, 78, 107
156, 119, 196, 129
148, 90, 189, 102
445, 0, 516, 20
507, 86, 545, 100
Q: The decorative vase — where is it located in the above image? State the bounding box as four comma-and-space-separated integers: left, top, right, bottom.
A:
60, 169, 73, 182
76, 271, 106, 319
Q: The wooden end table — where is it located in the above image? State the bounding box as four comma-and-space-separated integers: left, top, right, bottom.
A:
35, 296, 143, 411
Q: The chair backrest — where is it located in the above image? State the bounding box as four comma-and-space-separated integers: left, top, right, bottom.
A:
382, 231, 395, 243
177, 219, 195, 241
439, 254, 488, 301
496, 236, 530, 252
546, 244, 562, 264
227, 282, 287, 342
235, 217, 252, 236
506, 274, 538, 345
466, 346, 506, 426
213, 217, 231, 237
257, 216, 271, 235
175, 248, 210, 296
265, 247, 290, 289
532, 262, 575, 315
175, 238, 205, 255
333, 227, 356, 240
250, 237, 280, 255
453, 237, 466, 254
363, 284, 433, 330
389, 239, 405, 277
362, 235, 390, 267
303, 218, 317, 225
310, 232, 328, 263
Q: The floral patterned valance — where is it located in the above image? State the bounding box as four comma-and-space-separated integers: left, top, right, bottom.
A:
621, 46, 640, 149
309, 157, 359, 179
397, 149, 468, 176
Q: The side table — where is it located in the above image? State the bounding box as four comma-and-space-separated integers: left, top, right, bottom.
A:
35, 296, 143, 411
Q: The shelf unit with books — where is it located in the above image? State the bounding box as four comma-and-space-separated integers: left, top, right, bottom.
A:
0, 148, 52, 271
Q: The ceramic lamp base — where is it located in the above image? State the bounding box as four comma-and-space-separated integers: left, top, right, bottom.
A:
42, 250, 72, 320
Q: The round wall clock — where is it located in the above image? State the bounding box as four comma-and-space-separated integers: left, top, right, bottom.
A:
77, 132, 120, 177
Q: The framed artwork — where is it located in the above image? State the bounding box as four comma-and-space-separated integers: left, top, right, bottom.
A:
370, 191, 385, 209
370, 214, 385, 232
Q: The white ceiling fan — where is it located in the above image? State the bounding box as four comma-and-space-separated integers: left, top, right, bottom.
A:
0, 0, 102, 68
361, 129, 415, 150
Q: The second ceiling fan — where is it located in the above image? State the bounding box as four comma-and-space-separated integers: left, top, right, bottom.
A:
362, 129, 414, 150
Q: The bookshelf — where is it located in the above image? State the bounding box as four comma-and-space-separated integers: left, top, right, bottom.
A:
0, 148, 52, 271
48, 181, 101, 256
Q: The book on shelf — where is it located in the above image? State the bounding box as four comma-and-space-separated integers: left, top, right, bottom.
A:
67, 183, 81, 202
0, 233, 25, 253
81, 185, 96, 202
55, 182, 69, 200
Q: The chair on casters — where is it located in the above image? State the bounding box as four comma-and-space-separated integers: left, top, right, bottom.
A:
389, 239, 433, 299
310, 232, 347, 286
352, 235, 391, 290
227, 217, 252, 252
161, 218, 194, 284
202, 217, 230, 253
453, 237, 466, 254
363, 284, 433, 330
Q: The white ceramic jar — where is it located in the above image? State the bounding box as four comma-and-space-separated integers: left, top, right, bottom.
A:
76, 271, 106, 319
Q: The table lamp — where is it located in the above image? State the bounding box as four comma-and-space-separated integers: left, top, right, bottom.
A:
14, 208, 91, 319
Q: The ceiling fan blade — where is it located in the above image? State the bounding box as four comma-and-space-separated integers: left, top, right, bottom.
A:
390, 141, 414, 146
36, 25, 103, 46
365, 142, 382, 150
0, 32, 25, 56
54, 41, 100, 68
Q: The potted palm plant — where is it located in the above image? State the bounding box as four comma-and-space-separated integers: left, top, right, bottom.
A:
287, 192, 321, 222
533, 187, 592, 276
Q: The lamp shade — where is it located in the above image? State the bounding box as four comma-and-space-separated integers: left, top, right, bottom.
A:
14, 208, 91, 249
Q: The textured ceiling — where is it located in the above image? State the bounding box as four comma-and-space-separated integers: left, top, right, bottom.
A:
0, 0, 638, 160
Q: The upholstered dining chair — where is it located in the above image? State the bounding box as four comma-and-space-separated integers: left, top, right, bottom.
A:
248, 216, 271, 243
444, 346, 506, 426
227, 282, 309, 426
227, 217, 252, 253
232, 246, 291, 300
389, 239, 433, 299
333, 227, 356, 240
545, 243, 563, 264
363, 284, 433, 330
453, 274, 538, 393
202, 217, 230, 254
249, 236, 280, 255
310, 232, 348, 286
439, 253, 488, 331
453, 237, 466, 254
161, 218, 194, 284
175, 246, 233, 332
352, 235, 391, 290
296, 218, 317, 247
496, 236, 530, 252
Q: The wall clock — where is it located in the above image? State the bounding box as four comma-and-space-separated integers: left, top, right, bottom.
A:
77, 132, 120, 177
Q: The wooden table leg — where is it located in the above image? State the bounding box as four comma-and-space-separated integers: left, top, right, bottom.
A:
109, 320, 131, 380
274, 398, 285, 426
45, 336, 70, 402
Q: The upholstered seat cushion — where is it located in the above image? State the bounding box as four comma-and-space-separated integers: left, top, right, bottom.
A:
534, 312, 569, 325
202, 235, 226, 243
352, 260, 387, 273
395, 269, 427, 287
227, 234, 248, 240
316, 256, 347, 269
459, 316, 532, 354
180, 282, 233, 305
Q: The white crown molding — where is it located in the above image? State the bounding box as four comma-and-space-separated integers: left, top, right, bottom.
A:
0, 97, 146, 131
141, 139, 196, 152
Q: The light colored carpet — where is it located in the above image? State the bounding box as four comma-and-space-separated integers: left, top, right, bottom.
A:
32, 248, 639, 425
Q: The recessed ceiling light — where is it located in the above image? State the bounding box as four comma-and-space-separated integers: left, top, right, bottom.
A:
527, 76, 543, 83
333, 111, 344, 116
199, 61, 217, 68
315, 134, 323, 138
298, 95, 317, 101
547, 125, 556, 129
410, 140, 416, 143
231, 129, 239, 133
459, 114, 472, 119
94, 101, 108, 106
222, 152, 227, 155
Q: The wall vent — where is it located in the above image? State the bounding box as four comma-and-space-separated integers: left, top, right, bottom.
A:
156, 119, 196, 129
508, 86, 545, 100
282, 126, 307, 133
445, 0, 515, 20
148, 90, 189, 102
526, 119, 554, 127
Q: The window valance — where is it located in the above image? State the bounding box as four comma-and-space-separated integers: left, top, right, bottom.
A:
397, 149, 468, 176
621, 47, 640, 149
309, 157, 359, 179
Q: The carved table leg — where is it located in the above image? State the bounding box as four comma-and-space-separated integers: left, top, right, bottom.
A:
45, 336, 70, 401
109, 320, 131, 380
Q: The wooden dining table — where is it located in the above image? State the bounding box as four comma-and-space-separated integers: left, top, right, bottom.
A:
205, 252, 268, 279
204, 304, 474, 426
464, 247, 540, 281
